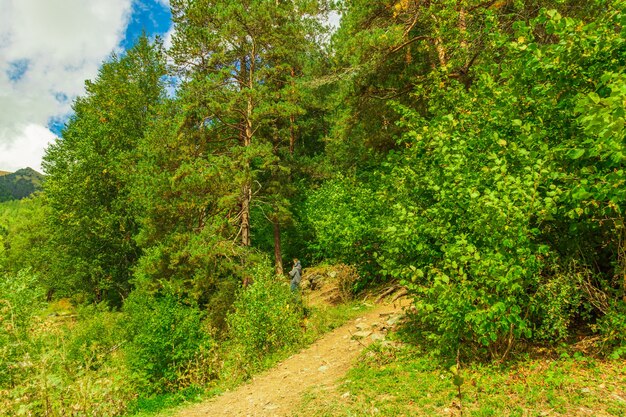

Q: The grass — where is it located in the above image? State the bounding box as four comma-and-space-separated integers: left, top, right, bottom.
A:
294, 339, 626, 417
123, 299, 372, 416
123, 386, 213, 417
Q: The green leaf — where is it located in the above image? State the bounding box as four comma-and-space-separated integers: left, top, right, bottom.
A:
568, 149, 585, 159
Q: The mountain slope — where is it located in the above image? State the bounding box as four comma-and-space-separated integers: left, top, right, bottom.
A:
0, 168, 44, 202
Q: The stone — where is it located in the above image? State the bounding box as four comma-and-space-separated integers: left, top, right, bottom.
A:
352, 330, 372, 339
355, 323, 371, 331
264, 402, 279, 411
386, 315, 403, 326
370, 332, 386, 342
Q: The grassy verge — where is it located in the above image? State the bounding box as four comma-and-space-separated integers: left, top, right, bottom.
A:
124, 300, 372, 417
295, 340, 626, 417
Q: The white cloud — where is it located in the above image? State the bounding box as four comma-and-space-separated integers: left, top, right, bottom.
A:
162, 23, 174, 50
0, 0, 133, 172
0, 124, 55, 172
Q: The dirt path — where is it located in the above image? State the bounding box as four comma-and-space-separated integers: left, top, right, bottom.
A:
174, 301, 405, 417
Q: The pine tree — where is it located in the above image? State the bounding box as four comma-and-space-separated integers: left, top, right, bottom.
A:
160, 0, 327, 273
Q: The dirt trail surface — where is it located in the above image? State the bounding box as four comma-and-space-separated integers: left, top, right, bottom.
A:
174, 301, 406, 417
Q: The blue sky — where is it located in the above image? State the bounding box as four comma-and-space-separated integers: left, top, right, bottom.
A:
0, 0, 173, 172
122, 0, 172, 50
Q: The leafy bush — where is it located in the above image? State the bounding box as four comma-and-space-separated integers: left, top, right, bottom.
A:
123, 290, 214, 393
226, 264, 304, 367
304, 176, 385, 285
532, 266, 584, 341
1, 275, 136, 417
596, 302, 626, 359
363, 5, 626, 358
0, 269, 45, 387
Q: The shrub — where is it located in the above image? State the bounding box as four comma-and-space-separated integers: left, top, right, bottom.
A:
303, 176, 385, 285
595, 302, 626, 359
226, 264, 304, 367
0, 269, 45, 388
1, 276, 136, 417
532, 265, 584, 341
123, 290, 214, 393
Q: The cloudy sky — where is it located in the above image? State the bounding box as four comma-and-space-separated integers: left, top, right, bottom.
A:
0, 0, 172, 172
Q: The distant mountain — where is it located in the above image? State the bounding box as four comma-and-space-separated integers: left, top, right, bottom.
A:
0, 168, 44, 202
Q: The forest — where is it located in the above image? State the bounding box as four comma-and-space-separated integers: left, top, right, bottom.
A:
1, 0, 626, 415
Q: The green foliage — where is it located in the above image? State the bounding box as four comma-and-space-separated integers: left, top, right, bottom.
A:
123, 290, 214, 393
0, 198, 54, 286
303, 176, 383, 282
596, 302, 626, 358
315, 1, 626, 357
124, 385, 206, 416
131, 99, 254, 304
167, 0, 328, 257
0, 271, 136, 416
0, 269, 45, 387
42, 35, 166, 305
226, 264, 304, 367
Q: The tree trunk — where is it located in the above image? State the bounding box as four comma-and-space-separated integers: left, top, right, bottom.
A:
431, 14, 448, 68
241, 182, 251, 246
240, 48, 255, 247
458, 1, 468, 51
622, 226, 626, 303
274, 219, 283, 275
289, 67, 297, 154
289, 114, 296, 155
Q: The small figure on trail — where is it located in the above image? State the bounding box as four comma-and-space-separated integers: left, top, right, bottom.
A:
288, 258, 302, 292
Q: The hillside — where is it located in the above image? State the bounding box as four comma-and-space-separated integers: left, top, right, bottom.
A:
0, 167, 44, 202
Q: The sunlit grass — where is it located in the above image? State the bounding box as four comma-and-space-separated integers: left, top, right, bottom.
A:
295, 341, 626, 417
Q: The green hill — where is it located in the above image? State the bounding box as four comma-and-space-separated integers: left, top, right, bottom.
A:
0, 168, 44, 202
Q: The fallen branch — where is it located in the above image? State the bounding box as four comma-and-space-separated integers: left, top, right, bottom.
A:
375, 285, 401, 303
391, 287, 409, 304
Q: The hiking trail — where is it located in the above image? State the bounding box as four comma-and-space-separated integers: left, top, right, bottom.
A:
174, 266, 409, 417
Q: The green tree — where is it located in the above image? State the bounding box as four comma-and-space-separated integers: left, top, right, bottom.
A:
42, 35, 166, 304
0, 198, 52, 285
135, 0, 329, 289
373, 2, 626, 357
302, 0, 625, 357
